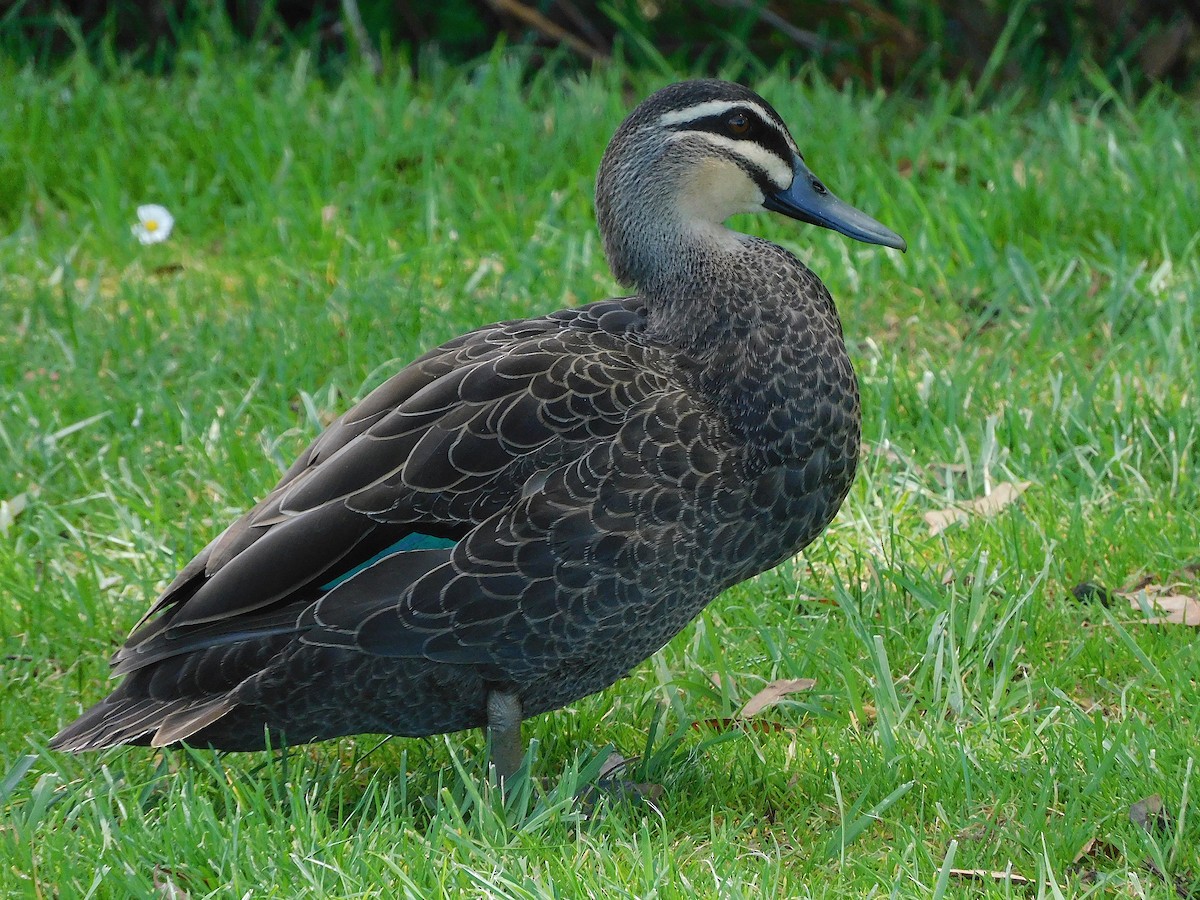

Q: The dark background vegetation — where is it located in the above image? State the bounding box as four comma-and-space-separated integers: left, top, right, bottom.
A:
2, 0, 1198, 92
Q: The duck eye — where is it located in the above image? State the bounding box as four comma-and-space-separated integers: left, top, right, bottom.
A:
727, 112, 751, 136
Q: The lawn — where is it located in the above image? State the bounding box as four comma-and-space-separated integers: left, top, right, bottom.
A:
2, 41, 1199, 898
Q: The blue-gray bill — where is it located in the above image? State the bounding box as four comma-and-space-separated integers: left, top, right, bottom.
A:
764, 153, 907, 252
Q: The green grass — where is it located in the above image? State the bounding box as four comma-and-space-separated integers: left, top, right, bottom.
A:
3, 42, 1199, 898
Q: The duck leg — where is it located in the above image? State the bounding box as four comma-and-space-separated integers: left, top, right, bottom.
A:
486, 690, 524, 781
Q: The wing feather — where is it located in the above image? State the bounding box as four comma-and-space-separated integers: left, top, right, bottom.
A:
114, 299, 667, 680
299, 393, 743, 682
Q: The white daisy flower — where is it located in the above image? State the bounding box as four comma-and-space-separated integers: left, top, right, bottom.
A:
132, 204, 174, 245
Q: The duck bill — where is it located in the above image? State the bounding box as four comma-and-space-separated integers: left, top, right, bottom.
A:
764, 153, 906, 251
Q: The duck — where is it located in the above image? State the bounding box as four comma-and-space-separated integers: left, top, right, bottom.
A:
51, 79, 905, 779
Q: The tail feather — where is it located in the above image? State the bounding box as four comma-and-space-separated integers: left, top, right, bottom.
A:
151, 697, 235, 747
50, 694, 234, 752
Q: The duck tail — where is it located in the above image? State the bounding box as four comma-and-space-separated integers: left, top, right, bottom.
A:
50, 693, 233, 752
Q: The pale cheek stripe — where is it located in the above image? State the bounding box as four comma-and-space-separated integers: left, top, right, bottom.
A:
657, 99, 775, 129
664, 131, 794, 190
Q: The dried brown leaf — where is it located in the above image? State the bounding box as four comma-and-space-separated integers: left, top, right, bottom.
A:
597, 751, 633, 781
1071, 837, 1097, 866
1174, 562, 1200, 579
589, 752, 664, 804
1130, 794, 1172, 834
153, 868, 191, 900
1070, 836, 1122, 868
924, 480, 1033, 535
738, 678, 817, 718
850, 703, 877, 730
1120, 585, 1200, 626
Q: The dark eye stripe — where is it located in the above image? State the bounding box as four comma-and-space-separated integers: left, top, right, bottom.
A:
667, 109, 794, 169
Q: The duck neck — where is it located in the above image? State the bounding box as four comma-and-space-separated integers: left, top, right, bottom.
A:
643, 233, 750, 353
605, 210, 754, 353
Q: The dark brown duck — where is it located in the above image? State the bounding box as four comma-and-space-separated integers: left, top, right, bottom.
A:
52, 80, 905, 778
